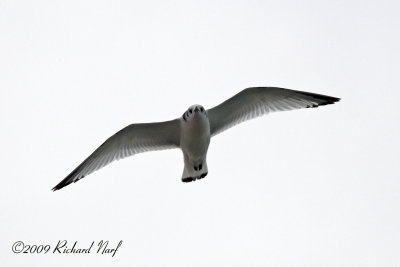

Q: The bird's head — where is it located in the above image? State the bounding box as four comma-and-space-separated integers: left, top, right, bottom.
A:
182, 104, 206, 121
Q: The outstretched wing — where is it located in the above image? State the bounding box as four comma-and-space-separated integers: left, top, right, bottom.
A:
52, 119, 180, 191
207, 87, 340, 136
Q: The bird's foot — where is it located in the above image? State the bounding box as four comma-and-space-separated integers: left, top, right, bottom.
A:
182, 172, 208, 183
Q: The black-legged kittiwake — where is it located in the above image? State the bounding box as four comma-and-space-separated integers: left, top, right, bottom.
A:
52, 87, 340, 191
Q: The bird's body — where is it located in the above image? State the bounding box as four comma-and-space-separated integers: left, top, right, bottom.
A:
180, 105, 210, 182
52, 87, 340, 191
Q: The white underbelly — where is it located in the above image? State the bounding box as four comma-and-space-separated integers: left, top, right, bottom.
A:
180, 116, 210, 159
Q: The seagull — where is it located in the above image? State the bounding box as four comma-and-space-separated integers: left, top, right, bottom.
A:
52, 87, 340, 191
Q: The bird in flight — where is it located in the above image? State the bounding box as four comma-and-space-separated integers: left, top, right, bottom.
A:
52, 87, 340, 191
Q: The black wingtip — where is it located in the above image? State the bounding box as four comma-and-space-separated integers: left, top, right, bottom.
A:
51, 175, 80, 191
299, 91, 340, 107
52, 163, 87, 192
51, 180, 70, 191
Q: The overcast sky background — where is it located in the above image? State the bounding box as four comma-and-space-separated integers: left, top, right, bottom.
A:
1, 0, 399, 266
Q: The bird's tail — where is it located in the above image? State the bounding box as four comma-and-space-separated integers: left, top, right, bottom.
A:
181, 160, 208, 183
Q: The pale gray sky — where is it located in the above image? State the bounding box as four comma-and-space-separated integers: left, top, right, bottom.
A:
1, 0, 399, 266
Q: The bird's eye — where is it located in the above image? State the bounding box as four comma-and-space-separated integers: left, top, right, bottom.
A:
189, 109, 192, 114
200, 107, 204, 112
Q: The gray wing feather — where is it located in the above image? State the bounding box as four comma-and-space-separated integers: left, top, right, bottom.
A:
53, 119, 180, 190
207, 87, 340, 136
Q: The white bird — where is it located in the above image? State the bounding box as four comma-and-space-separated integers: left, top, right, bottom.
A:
52, 87, 340, 191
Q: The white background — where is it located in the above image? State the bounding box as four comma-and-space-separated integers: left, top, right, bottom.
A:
1, 0, 399, 266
